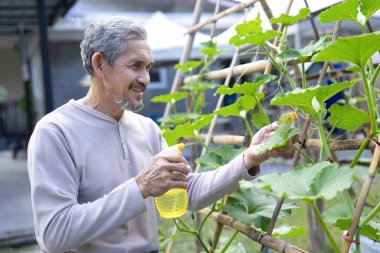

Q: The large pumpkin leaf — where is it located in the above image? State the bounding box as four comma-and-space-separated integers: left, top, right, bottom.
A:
215, 74, 276, 96
223, 189, 297, 231
214, 94, 263, 118
229, 14, 280, 47
272, 225, 308, 238
334, 218, 380, 242
196, 145, 247, 170
270, 8, 310, 26
254, 121, 298, 155
327, 104, 368, 131
279, 35, 331, 62
151, 91, 188, 103
256, 162, 353, 202
319, 0, 380, 26
312, 33, 380, 68
270, 80, 357, 117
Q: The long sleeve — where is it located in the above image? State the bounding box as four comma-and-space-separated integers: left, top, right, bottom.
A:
28, 123, 147, 252
187, 153, 260, 211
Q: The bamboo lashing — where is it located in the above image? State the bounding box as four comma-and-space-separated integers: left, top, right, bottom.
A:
186, 0, 259, 34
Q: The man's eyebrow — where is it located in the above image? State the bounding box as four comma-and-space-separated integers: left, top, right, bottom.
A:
129, 59, 154, 67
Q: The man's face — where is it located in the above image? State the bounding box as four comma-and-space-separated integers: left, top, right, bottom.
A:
102, 40, 153, 112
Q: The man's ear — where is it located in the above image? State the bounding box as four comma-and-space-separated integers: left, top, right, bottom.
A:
91, 52, 105, 77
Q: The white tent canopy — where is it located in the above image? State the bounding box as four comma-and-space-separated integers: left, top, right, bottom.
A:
145, 11, 211, 61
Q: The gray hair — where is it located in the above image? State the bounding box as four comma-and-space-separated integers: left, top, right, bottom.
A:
80, 16, 147, 76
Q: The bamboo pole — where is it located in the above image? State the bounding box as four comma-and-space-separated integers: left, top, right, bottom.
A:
341, 135, 380, 253
186, 0, 259, 34
183, 59, 274, 84
198, 208, 309, 253
163, 0, 204, 119
259, 1, 294, 252
185, 135, 375, 151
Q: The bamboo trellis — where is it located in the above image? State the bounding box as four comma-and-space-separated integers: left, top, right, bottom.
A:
162, 0, 380, 252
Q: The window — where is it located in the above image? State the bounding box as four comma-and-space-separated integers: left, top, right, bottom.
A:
148, 67, 168, 90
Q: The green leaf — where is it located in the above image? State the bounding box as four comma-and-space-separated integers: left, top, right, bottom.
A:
223, 189, 297, 231
214, 94, 262, 118
200, 40, 224, 56
361, 0, 380, 21
151, 91, 188, 104
163, 113, 213, 146
196, 145, 247, 170
272, 225, 308, 238
229, 14, 280, 47
158, 112, 199, 125
279, 35, 331, 62
312, 33, 380, 68
323, 203, 352, 224
319, 0, 380, 26
346, 66, 362, 74
270, 8, 310, 26
270, 80, 357, 117
310, 164, 354, 200
334, 218, 380, 242
234, 15, 262, 35
256, 162, 354, 202
181, 81, 219, 92
175, 60, 202, 73
254, 121, 298, 155
327, 104, 368, 131
252, 112, 270, 129
230, 30, 280, 47
215, 74, 276, 96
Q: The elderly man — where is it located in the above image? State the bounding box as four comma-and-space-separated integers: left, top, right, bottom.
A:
27, 17, 288, 253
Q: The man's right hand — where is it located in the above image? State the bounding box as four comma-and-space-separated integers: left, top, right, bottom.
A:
135, 152, 190, 199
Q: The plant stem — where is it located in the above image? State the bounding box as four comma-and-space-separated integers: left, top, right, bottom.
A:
316, 117, 332, 161
311, 201, 341, 253
369, 63, 380, 86
359, 201, 380, 227
361, 67, 377, 136
242, 116, 254, 138
294, 145, 315, 164
173, 218, 198, 236
350, 137, 370, 168
220, 230, 239, 253
301, 61, 306, 89
326, 121, 339, 142
263, 44, 297, 89
285, 71, 297, 90
198, 203, 216, 232
261, 46, 283, 73
173, 218, 211, 253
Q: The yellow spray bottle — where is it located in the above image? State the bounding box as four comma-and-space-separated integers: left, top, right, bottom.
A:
154, 143, 188, 218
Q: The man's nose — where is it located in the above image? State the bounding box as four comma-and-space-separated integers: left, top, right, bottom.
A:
137, 71, 150, 85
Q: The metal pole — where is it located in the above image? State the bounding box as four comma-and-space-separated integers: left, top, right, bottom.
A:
37, 0, 53, 113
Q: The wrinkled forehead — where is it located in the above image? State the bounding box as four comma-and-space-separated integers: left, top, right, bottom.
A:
120, 40, 154, 63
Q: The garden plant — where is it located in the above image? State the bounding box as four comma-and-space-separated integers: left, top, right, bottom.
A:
151, 0, 380, 252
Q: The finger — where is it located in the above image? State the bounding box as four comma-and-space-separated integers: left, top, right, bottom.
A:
168, 181, 188, 190
167, 162, 191, 175
162, 154, 188, 164
170, 173, 188, 182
